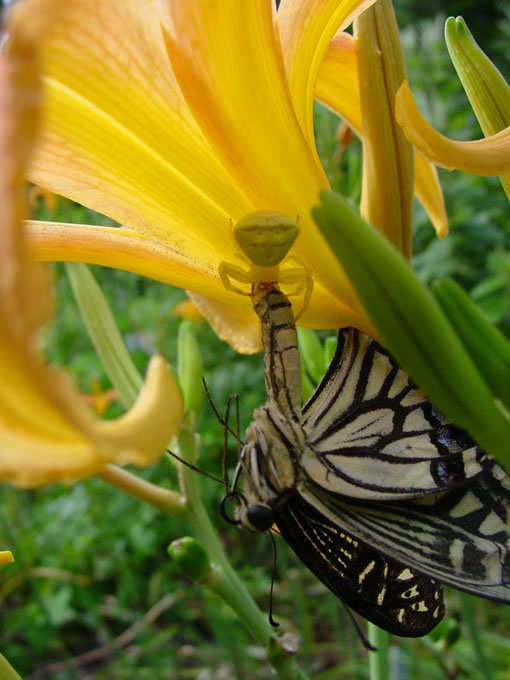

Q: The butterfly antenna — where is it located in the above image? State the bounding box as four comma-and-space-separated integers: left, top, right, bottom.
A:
202, 378, 244, 444
222, 394, 234, 490
165, 448, 225, 486
268, 531, 280, 628
339, 601, 376, 651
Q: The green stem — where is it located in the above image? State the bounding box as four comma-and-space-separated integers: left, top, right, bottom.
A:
177, 427, 271, 645
97, 464, 184, 515
458, 592, 495, 680
177, 427, 311, 680
0, 654, 22, 680
368, 623, 389, 680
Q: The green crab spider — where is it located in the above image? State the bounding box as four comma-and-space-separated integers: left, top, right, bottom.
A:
219, 210, 314, 321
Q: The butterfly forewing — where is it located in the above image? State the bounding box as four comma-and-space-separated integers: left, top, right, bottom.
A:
273, 491, 444, 636
301, 328, 484, 500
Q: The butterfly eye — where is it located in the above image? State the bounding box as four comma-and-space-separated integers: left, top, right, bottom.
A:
246, 504, 274, 532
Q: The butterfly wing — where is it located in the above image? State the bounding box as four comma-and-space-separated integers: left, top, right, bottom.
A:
299, 455, 510, 603
301, 328, 484, 500
273, 490, 444, 636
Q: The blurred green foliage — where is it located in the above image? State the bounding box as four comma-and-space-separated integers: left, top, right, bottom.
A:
1, 4, 510, 679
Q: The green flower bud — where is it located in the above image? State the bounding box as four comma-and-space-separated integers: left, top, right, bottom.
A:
297, 327, 325, 384
300, 363, 315, 403
177, 321, 204, 417
445, 17, 510, 137
323, 335, 337, 367
445, 16, 510, 200
167, 536, 211, 581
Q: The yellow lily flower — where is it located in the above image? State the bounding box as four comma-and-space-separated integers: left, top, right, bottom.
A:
0, 7, 183, 488
8, 0, 447, 354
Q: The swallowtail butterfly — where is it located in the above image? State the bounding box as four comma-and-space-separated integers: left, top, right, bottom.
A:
232, 281, 510, 637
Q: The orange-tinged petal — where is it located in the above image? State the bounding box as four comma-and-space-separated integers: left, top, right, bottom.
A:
1, 3, 183, 487
355, 0, 413, 257
316, 34, 448, 237
24, 221, 365, 338
277, 0, 377, 148
396, 80, 510, 175
11, 0, 250, 258
316, 33, 361, 132
25, 222, 220, 294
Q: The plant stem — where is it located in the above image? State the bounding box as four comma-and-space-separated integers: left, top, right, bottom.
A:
368, 623, 389, 680
97, 464, 184, 515
0, 654, 22, 680
458, 592, 495, 680
177, 427, 311, 680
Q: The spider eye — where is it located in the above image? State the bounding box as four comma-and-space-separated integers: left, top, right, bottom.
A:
247, 504, 274, 532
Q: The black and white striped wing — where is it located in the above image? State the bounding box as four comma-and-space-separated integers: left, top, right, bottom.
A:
301, 328, 484, 500
273, 491, 444, 636
300, 455, 510, 602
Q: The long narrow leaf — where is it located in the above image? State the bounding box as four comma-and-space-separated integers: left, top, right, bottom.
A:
312, 191, 510, 468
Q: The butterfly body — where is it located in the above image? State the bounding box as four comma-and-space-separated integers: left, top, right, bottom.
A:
235, 282, 510, 637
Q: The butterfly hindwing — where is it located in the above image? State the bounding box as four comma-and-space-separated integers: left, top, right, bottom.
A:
273, 490, 444, 636
301, 455, 510, 602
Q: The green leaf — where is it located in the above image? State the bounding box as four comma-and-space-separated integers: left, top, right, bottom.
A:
66, 262, 142, 408
312, 190, 510, 468
431, 278, 510, 410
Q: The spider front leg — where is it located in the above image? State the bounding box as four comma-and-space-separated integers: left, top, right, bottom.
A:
218, 261, 256, 297
279, 265, 314, 321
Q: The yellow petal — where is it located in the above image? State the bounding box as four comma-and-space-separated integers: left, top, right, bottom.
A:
316, 34, 448, 237
0, 551, 14, 566
0, 5, 183, 488
159, 0, 328, 211
396, 80, 510, 175
277, 0, 377, 148
25, 222, 222, 295
11, 0, 249, 255
414, 156, 448, 238
188, 293, 263, 354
